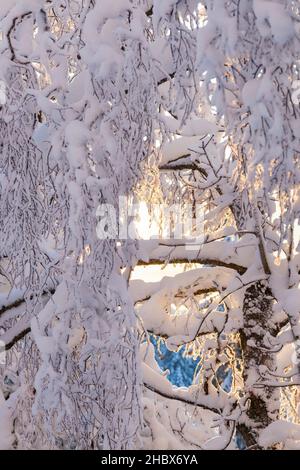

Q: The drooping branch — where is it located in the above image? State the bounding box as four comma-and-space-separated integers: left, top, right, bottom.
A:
144, 382, 222, 416
137, 257, 247, 275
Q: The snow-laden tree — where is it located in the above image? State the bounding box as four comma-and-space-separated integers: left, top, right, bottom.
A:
0, 0, 300, 450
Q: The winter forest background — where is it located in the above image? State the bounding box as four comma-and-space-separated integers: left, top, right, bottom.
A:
0, 0, 300, 451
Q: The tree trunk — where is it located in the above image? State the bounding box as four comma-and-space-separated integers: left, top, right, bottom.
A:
238, 281, 280, 449
231, 195, 279, 449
